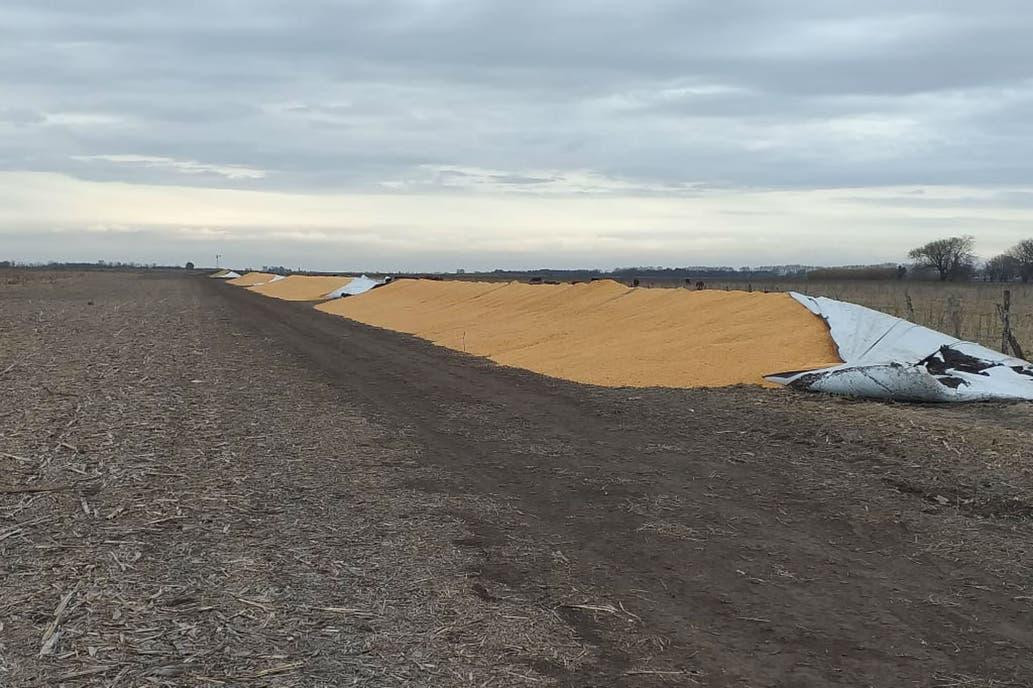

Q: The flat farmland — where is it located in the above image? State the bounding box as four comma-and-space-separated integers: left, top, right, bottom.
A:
2, 271, 1033, 687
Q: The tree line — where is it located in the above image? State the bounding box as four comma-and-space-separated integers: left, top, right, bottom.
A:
908, 236, 1033, 282
5, 237, 1033, 283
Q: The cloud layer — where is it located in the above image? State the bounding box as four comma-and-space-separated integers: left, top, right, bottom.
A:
2, 1, 1032, 268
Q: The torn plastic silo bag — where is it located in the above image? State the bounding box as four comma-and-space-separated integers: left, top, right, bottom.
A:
323, 275, 385, 298
766, 293, 1033, 402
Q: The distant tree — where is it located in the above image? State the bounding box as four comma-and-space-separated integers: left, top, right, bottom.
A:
807, 266, 900, 281
1007, 238, 1033, 283
907, 236, 976, 281
185, 261, 195, 270
984, 254, 1020, 282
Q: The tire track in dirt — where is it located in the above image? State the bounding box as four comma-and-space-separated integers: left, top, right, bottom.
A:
1, 272, 594, 686
210, 277, 1033, 687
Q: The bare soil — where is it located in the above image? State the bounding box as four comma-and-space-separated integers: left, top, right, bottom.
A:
2, 271, 1033, 687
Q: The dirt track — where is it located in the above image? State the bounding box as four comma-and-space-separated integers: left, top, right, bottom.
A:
3, 271, 1033, 687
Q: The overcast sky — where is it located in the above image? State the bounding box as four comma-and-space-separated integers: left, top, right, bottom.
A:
3, 0, 1033, 270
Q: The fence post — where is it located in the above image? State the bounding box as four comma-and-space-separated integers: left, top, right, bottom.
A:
946, 293, 962, 339
998, 290, 1011, 353
996, 290, 1026, 360
904, 290, 916, 322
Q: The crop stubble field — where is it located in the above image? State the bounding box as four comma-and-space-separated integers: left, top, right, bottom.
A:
2, 269, 1033, 687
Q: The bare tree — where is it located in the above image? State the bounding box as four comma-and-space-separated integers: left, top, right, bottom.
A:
984, 254, 1020, 282
907, 236, 975, 281
1007, 238, 1033, 283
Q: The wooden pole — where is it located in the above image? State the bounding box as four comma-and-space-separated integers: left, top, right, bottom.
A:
995, 289, 1025, 359
1001, 290, 1011, 354
904, 290, 916, 322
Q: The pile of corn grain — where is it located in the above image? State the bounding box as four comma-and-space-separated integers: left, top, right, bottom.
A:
227, 272, 277, 287
315, 279, 841, 388
247, 275, 352, 301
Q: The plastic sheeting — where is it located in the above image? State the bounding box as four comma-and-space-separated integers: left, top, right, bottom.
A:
766, 293, 1033, 402
323, 275, 386, 298
214, 270, 241, 279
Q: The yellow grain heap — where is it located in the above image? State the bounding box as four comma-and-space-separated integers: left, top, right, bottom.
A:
315, 279, 842, 388
249, 275, 352, 301
227, 272, 277, 286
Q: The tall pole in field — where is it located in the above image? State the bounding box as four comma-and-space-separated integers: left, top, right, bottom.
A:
216, 254, 222, 269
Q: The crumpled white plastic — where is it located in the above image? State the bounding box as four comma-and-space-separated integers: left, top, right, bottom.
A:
766, 293, 1033, 402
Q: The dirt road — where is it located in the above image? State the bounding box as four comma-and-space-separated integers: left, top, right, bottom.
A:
3, 271, 1033, 687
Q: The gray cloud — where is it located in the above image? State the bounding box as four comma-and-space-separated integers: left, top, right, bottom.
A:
2, 1, 1032, 267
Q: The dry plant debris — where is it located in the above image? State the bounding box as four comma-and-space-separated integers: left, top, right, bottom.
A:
4, 270, 1033, 687
0, 273, 594, 686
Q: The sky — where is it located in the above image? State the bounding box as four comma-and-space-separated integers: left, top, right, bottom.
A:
3, 0, 1033, 271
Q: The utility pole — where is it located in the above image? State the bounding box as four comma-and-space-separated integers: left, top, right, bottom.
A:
216, 254, 222, 268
